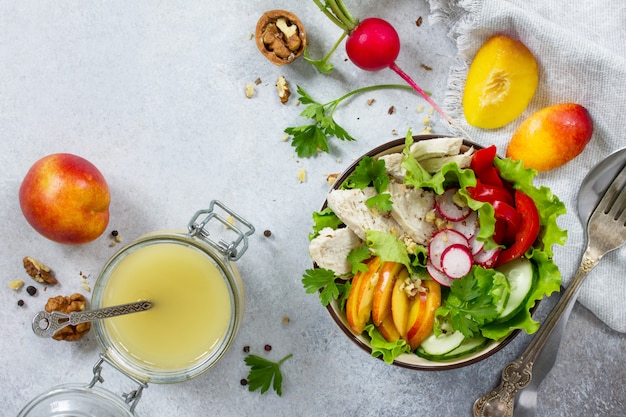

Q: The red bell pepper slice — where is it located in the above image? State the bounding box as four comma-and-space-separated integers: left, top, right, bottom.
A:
494, 190, 540, 266
471, 145, 503, 187
466, 180, 515, 207
493, 200, 522, 245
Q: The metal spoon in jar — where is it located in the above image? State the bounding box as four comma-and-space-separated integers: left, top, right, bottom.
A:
32, 300, 153, 338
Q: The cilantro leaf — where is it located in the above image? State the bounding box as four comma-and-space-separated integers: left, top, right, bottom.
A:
343, 156, 393, 212
285, 124, 330, 158
284, 86, 355, 158
284, 84, 414, 158
344, 156, 389, 192
346, 246, 371, 274
302, 268, 348, 306
244, 354, 293, 396
435, 266, 506, 338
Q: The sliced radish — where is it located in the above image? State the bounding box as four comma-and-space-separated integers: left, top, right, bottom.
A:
473, 246, 501, 268
441, 244, 473, 278
469, 233, 484, 256
426, 261, 455, 287
435, 188, 471, 221
450, 210, 478, 240
428, 229, 470, 271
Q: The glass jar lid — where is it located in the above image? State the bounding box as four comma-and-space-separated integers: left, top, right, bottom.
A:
18, 356, 146, 417
18, 384, 134, 417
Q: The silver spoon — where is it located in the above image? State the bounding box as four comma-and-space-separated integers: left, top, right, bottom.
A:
513, 147, 626, 417
473, 148, 626, 417
32, 300, 153, 338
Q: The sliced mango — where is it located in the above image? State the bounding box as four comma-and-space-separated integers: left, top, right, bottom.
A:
463, 35, 538, 129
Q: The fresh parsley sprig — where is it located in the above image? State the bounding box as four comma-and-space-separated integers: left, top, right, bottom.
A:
343, 155, 393, 212
302, 267, 351, 307
244, 353, 293, 396
284, 84, 415, 158
435, 266, 507, 338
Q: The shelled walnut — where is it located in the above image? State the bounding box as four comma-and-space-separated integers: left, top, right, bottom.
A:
23, 256, 58, 285
45, 293, 91, 341
256, 10, 307, 65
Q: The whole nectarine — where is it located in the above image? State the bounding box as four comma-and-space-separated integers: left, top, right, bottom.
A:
19, 153, 111, 244
506, 103, 593, 171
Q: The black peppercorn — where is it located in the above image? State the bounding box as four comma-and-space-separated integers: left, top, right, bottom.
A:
264, 344, 272, 352
263, 229, 272, 237
17, 299, 24, 307
240, 378, 248, 386
111, 230, 119, 237
26, 286, 37, 296
243, 345, 250, 353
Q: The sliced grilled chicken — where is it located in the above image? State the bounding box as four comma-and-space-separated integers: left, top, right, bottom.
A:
309, 227, 363, 275
387, 182, 437, 245
326, 188, 405, 241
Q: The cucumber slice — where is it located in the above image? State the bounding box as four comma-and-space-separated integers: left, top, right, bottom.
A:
417, 336, 489, 361
438, 336, 488, 359
495, 257, 535, 323
416, 330, 465, 357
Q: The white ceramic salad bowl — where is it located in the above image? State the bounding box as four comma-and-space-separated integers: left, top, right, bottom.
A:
305, 135, 566, 370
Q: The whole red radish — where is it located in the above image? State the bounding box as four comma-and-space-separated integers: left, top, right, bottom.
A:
345, 18, 400, 71
310, 1, 458, 128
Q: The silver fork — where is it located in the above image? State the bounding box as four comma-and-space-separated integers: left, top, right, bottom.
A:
472, 163, 626, 417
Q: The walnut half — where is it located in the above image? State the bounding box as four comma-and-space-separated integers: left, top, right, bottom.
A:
256, 10, 307, 66
23, 256, 58, 285
45, 293, 91, 341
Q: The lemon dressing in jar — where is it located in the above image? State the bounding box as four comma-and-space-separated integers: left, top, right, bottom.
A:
92, 201, 254, 383
19, 201, 254, 416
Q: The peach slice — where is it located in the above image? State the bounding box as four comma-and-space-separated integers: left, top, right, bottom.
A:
376, 314, 401, 343
371, 262, 404, 326
463, 34, 538, 129
390, 271, 411, 338
406, 279, 442, 350
506, 103, 593, 171
345, 257, 381, 335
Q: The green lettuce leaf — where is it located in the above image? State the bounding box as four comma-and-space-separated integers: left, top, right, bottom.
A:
309, 208, 343, 241
365, 230, 411, 271
364, 323, 412, 364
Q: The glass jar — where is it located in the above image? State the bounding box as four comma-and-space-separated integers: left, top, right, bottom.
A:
19, 201, 254, 415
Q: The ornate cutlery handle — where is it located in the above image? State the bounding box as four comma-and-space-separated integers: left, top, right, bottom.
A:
32, 300, 152, 338
473, 250, 597, 417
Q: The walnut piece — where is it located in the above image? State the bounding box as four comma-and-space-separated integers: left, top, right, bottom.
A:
45, 293, 91, 341
256, 10, 307, 66
276, 75, 291, 104
23, 256, 58, 285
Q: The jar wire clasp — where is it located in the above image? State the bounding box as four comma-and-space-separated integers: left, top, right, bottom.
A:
187, 200, 255, 261
88, 354, 149, 414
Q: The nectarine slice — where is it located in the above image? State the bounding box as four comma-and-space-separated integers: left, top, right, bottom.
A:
372, 262, 404, 326
463, 34, 538, 129
346, 257, 381, 335
406, 279, 442, 350
506, 103, 593, 171
390, 270, 411, 337
377, 314, 401, 343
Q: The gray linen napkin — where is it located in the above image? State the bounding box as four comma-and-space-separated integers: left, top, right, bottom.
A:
426, 0, 626, 332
